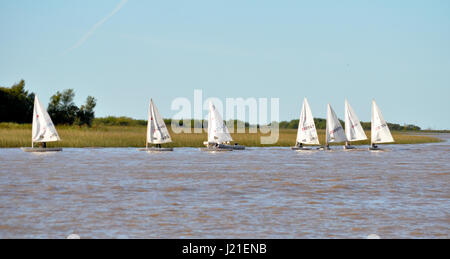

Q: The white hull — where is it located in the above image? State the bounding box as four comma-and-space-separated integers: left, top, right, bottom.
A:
203, 142, 245, 150
138, 147, 173, 152
22, 147, 62, 152
200, 147, 233, 152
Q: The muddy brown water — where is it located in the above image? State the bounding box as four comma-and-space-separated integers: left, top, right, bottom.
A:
0, 135, 449, 238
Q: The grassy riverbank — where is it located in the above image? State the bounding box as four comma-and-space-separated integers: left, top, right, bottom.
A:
0, 123, 443, 148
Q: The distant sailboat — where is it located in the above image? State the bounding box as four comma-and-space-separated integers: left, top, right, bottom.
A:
22, 95, 62, 152
138, 99, 173, 152
344, 99, 367, 149
324, 103, 347, 150
202, 101, 244, 151
291, 98, 320, 150
370, 100, 394, 150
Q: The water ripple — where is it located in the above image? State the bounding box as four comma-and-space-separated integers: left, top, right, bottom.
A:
0, 135, 449, 238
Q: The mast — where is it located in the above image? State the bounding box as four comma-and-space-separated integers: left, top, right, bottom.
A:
325, 104, 329, 147
146, 99, 151, 148
371, 99, 374, 146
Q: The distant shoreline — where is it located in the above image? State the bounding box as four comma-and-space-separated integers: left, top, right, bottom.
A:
0, 124, 443, 148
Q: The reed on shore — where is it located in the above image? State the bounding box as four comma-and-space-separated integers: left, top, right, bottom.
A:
0, 123, 442, 148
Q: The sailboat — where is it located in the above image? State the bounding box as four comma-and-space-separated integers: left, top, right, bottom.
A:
21, 95, 62, 152
344, 99, 367, 149
138, 99, 173, 152
202, 101, 245, 151
323, 103, 347, 150
291, 98, 320, 150
369, 99, 394, 150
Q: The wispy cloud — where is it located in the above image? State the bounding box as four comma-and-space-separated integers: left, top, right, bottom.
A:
68, 0, 129, 52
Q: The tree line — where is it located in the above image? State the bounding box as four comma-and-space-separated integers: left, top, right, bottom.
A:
0, 80, 96, 126
1, 80, 421, 131
94, 117, 421, 131
278, 119, 421, 131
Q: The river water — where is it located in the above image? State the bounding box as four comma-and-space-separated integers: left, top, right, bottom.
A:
0, 135, 449, 239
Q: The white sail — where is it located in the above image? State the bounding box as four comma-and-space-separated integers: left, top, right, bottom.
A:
296, 98, 320, 145
31, 95, 60, 143
344, 99, 367, 142
371, 100, 394, 144
146, 99, 172, 144
326, 104, 347, 143
207, 101, 232, 143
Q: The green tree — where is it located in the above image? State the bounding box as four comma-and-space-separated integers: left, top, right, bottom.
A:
76, 96, 97, 126
48, 89, 97, 126
0, 80, 34, 123
48, 89, 79, 125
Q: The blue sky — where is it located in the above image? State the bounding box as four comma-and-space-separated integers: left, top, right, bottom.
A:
1, 0, 449, 129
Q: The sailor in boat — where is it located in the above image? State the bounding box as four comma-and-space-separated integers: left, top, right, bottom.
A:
371, 143, 378, 149
40, 142, 47, 148
344, 141, 350, 149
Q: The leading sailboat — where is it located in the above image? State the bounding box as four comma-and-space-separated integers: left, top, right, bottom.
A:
202, 101, 245, 151
138, 99, 173, 152
291, 98, 320, 150
344, 99, 367, 149
22, 95, 62, 152
370, 99, 394, 150
323, 103, 347, 150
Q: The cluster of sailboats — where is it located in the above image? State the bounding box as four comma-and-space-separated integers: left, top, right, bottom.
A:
292, 98, 394, 151
21, 95, 394, 153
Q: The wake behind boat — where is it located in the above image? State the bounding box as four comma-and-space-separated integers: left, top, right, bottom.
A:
21, 95, 62, 152
202, 101, 244, 151
291, 98, 321, 150
369, 99, 394, 151
138, 99, 173, 152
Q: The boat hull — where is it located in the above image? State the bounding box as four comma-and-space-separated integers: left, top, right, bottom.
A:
200, 147, 233, 152
137, 147, 173, 152
21, 147, 63, 152
343, 145, 366, 151
217, 144, 245, 150
232, 145, 245, 150
291, 146, 313, 151
369, 147, 384, 151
